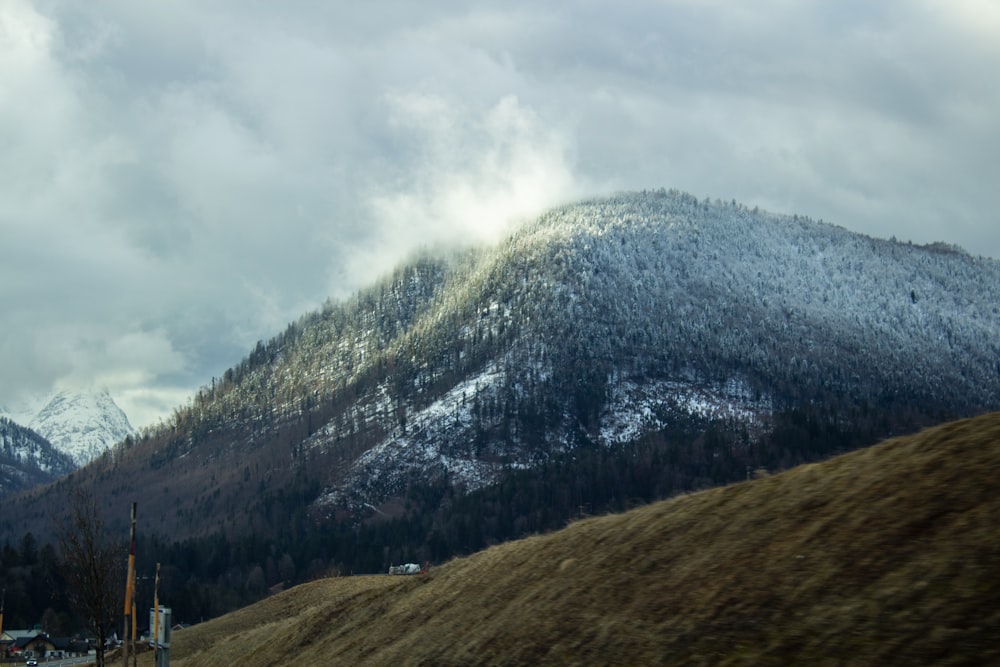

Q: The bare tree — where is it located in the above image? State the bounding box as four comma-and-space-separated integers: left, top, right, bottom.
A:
53, 488, 124, 667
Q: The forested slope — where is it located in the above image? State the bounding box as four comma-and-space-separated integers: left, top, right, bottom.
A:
0, 417, 75, 499
2, 189, 998, 626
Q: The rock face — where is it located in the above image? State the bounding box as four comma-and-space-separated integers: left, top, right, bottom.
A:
29, 390, 135, 467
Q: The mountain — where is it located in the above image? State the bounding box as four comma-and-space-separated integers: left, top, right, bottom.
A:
3, 190, 999, 551
0, 417, 76, 499
148, 410, 1000, 666
0, 390, 133, 497
23, 390, 135, 468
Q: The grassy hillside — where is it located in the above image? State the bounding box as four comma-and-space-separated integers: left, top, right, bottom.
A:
138, 410, 1000, 666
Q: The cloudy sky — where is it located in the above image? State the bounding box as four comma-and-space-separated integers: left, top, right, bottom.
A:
2, 0, 998, 429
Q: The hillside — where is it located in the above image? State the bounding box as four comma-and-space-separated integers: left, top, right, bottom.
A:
0, 417, 75, 499
136, 410, 1000, 666
14, 192, 997, 524
3, 190, 999, 625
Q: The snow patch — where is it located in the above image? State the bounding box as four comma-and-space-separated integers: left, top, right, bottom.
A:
600, 377, 772, 445
315, 365, 505, 510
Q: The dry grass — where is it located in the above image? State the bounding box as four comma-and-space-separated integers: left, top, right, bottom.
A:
137, 411, 1000, 666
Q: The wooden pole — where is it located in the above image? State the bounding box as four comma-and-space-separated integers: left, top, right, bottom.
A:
131, 596, 138, 667
123, 502, 136, 667
153, 563, 160, 665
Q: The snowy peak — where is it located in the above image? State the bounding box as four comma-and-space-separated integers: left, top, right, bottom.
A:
29, 390, 135, 467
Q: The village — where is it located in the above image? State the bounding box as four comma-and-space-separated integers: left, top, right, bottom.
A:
1, 620, 183, 665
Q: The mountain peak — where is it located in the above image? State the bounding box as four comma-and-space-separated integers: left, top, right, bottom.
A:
28, 390, 135, 467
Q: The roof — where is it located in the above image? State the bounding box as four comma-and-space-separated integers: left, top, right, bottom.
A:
9, 632, 86, 652
14, 633, 55, 649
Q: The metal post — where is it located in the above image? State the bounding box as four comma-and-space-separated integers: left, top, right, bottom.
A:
150, 605, 171, 667
153, 563, 160, 666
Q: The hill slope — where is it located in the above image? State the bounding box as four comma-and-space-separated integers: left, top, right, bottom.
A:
4, 190, 999, 567
147, 410, 1000, 666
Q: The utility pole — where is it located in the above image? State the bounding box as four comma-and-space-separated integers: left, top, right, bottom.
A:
123, 502, 136, 667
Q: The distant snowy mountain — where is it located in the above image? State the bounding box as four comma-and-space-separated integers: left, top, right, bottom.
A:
0, 417, 76, 498
22, 391, 135, 467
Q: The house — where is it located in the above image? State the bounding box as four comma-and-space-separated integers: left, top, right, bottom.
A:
5, 630, 89, 660
2, 628, 42, 658
13, 631, 56, 658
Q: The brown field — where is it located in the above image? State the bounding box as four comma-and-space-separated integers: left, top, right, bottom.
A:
134, 411, 1000, 666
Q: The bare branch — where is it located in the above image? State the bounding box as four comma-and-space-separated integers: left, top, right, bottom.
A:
52, 488, 125, 667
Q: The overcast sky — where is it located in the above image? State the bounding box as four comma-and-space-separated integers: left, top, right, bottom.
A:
2, 0, 998, 429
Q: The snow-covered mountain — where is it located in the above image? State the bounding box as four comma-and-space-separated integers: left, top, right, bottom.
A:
8, 390, 136, 468
2, 190, 999, 543
0, 417, 76, 498
306, 190, 1000, 513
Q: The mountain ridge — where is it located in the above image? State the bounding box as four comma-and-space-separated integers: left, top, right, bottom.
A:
3, 190, 998, 549
300, 190, 999, 512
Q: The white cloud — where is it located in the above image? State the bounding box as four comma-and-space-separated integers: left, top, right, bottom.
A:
366, 92, 579, 261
